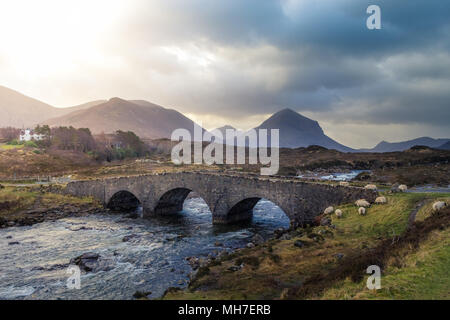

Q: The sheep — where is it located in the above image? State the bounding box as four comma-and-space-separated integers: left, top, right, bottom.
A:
432, 201, 447, 212
339, 181, 350, 187
398, 184, 408, 192
355, 199, 371, 208
364, 184, 377, 191
335, 209, 343, 218
375, 196, 387, 204
358, 207, 366, 215
324, 206, 334, 215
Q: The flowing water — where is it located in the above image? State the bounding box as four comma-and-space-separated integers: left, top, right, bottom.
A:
0, 198, 289, 300
297, 170, 368, 181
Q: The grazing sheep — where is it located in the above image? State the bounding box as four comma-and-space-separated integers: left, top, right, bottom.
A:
364, 184, 377, 191
339, 181, 350, 187
324, 206, 334, 215
335, 209, 343, 218
358, 207, 366, 215
375, 196, 387, 204
355, 199, 371, 208
398, 184, 408, 192
432, 201, 447, 212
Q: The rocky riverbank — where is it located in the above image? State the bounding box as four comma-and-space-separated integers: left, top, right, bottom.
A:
0, 185, 103, 228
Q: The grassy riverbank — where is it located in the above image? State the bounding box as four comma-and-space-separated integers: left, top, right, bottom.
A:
164, 192, 450, 300
0, 186, 102, 228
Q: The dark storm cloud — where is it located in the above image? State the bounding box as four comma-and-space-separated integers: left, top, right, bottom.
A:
113, 0, 450, 132
129, 0, 450, 55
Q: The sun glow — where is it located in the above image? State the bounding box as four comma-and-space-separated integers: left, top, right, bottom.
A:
0, 0, 128, 77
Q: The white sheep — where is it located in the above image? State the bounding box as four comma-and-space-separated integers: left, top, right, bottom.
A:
375, 196, 387, 204
335, 209, 343, 218
432, 201, 447, 212
358, 207, 366, 215
398, 184, 408, 192
339, 181, 350, 187
324, 206, 334, 215
355, 199, 371, 208
364, 184, 377, 191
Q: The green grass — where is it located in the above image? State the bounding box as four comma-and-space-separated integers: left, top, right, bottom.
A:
0, 186, 101, 220
415, 194, 450, 222
319, 227, 450, 300
332, 192, 427, 240
0, 186, 38, 215
164, 192, 449, 300
0, 143, 24, 150
40, 192, 99, 207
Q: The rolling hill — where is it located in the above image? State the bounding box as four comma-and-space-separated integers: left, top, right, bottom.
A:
0, 85, 106, 128
0, 85, 61, 128
42, 97, 202, 139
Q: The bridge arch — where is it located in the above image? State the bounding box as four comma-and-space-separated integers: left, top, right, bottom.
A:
153, 187, 213, 216
107, 190, 142, 212
225, 196, 291, 225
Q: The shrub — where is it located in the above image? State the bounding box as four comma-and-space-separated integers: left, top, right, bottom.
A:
7, 139, 20, 145
24, 141, 38, 148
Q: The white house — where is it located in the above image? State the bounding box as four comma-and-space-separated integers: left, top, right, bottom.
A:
19, 129, 45, 142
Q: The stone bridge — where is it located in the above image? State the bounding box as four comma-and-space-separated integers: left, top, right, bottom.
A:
63, 172, 377, 227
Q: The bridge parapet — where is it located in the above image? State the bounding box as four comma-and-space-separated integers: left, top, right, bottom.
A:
64, 172, 377, 227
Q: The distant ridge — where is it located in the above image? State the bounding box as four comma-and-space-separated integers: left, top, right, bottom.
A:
438, 141, 450, 150
42, 97, 202, 139
359, 137, 450, 152
1, 86, 448, 151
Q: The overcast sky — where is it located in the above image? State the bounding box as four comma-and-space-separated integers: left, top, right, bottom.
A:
0, 0, 449, 148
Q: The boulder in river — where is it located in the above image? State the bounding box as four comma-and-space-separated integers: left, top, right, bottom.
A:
122, 234, 139, 242
70, 252, 114, 273
133, 291, 152, 299
186, 256, 200, 270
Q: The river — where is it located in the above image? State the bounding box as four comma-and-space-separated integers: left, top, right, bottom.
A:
0, 197, 289, 300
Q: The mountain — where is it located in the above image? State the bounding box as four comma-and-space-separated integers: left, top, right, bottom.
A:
361, 137, 450, 153
437, 141, 450, 150
0, 85, 61, 128
42, 97, 201, 139
252, 108, 353, 152
0, 86, 105, 128
59, 100, 107, 113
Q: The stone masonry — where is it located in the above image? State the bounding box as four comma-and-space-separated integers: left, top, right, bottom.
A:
63, 172, 377, 227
